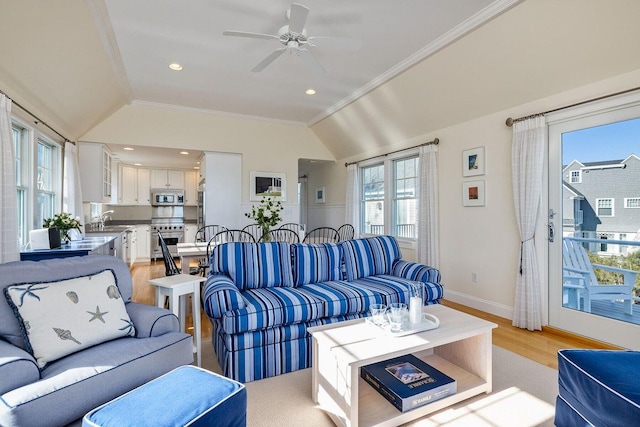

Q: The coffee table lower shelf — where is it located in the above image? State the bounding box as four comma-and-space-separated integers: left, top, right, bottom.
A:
356, 353, 488, 427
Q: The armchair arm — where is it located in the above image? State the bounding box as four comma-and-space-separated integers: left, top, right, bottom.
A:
592, 263, 639, 287
126, 302, 180, 338
202, 274, 246, 319
392, 260, 441, 284
0, 339, 40, 395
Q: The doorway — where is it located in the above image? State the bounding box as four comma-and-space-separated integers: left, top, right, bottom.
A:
547, 93, 640, 349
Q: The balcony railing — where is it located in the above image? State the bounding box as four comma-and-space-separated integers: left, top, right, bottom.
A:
368, 224, 416, 238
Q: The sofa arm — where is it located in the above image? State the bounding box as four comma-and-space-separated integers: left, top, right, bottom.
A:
202, 274, 246, 319
0, 339, 40, 395
126, 302, 180, 338
392, 260, 441, 284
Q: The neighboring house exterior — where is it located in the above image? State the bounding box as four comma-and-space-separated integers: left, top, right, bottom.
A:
563, 154, 640, 255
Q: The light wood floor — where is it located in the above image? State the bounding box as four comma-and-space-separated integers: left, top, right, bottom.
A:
131, 261, 619, 371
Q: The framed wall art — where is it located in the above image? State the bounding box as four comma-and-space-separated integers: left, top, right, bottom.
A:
462, 180, 485, 207
250, 171, 286, 201
462, 146, 485, 177
315, 186, 325, 203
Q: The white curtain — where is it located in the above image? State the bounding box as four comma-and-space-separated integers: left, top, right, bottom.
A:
418, 144, 439, 268
345, 164, 360, 238
63, 141, 85, 234
0, 94, 19, 262
511, 116, 546, 331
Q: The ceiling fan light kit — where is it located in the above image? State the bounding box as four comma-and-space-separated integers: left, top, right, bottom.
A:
223, 2, 349, 76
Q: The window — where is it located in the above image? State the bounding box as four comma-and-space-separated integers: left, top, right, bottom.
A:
13, 124, 29, 248
625, 197, 640, 208
36, 139, 59, 229
596, 198, 614, 217
361, 164, 385, 235
360, 154, 419, 239
569, 170, 581, 183
393, 157, 418, 238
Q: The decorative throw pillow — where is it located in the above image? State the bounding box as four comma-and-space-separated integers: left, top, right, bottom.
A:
340, 236, 402, 281
4, 269, 135, 368
291, 243, 343, 286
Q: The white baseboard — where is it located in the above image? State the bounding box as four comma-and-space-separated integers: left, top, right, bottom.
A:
444, 290, 514, 321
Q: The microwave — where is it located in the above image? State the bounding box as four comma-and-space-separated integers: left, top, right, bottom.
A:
151, 190, 184, 206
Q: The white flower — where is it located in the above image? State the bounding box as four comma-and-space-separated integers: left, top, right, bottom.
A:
263, 210, 272, 218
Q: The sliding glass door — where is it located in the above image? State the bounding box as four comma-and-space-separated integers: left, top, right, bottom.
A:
548, 94, 640, 349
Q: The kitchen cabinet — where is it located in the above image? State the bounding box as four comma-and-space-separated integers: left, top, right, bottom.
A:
79, 142, 112, 203
120, 166, 151, 205
136, 225, 151, 262
184, 224, 197, 244
151, 169, 184, 190
184, 170, 198, 206
129, 228, 137, 267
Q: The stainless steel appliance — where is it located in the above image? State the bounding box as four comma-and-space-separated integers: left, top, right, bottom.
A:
151, 189, 185, 206
151, 189, 185, 260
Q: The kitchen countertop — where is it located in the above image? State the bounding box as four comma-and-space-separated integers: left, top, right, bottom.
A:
20, 235, 117, 261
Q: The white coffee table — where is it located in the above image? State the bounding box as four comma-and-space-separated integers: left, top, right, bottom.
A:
308, 304, 497, 427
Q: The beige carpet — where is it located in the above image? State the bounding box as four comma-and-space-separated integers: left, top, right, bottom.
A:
200, 339, 558, 427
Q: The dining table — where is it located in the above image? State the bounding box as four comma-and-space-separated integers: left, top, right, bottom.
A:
176, 241, 209, 273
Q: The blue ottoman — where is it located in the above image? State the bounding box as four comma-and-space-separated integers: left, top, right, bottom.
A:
83, 366, 246, 427
555, 349, 640, 426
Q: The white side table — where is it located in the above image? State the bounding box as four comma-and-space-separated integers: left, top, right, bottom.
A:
148, 274, 207, 367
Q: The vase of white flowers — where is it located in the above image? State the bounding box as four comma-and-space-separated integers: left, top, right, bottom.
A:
245, 196, 283, 242
43, 212, 82, 244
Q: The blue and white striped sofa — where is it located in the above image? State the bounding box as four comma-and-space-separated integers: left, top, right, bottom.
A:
202, 235, 443, 382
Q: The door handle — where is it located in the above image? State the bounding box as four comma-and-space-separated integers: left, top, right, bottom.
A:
548, 222, 555, 243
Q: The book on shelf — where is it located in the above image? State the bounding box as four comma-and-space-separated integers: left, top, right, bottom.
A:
360, 354, 457, 413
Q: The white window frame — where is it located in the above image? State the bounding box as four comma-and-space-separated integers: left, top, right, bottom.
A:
624, 197, 640, 208
569, 170, 581, 183
359, 149, 420, 241
12, 120, 31, 249
596, 198, 614, 217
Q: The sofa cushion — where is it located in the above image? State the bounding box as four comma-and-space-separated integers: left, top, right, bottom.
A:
349, 275, 444, 305
299, 280, 383, 317
4, 269, 136, 368
211, 242, 294, 290
341, 236, 402, 281
291, 243, 343, 286
221, 287, 324, 334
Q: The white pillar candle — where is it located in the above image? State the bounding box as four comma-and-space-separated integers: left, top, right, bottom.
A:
409, 296, 422, 324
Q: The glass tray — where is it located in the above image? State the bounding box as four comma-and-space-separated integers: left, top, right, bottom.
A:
365, 311, 440, 337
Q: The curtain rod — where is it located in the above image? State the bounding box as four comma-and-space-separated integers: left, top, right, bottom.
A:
505, 86, 640, 127
344, 137, 439, 167
0, 89, 73, 143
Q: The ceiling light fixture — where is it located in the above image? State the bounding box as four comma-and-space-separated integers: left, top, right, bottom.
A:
123, 147, 134, 151
169, 63, 183, 71
134, 163, 142, 166
305, 89, 316, 95
180, 151, 189, 155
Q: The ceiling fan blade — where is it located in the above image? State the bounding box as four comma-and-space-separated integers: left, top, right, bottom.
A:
251, 48, 286, 72
299, 48, 326, 76
223, 30, 279, 41
288, 3, 309, 34
307, 36, 362, 51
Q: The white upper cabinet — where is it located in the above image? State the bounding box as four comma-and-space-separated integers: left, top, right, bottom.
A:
120, 165, 151, 205
79, 142, 112, 203
151, 169, 184, 189
184, 170, 198, 206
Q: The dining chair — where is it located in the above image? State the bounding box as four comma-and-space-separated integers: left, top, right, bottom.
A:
279, 222, 304, 235
259, 228, 299, 243
207, 229, 257, 259
337, 224, 355, 241
302, 227, 339, 243
242, 224, 264, 242
158, 231, 181, 276
194, 225, 228, 276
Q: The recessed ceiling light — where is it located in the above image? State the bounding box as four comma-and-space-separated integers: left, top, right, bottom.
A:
180, 151, 189, 155
123, 147, 134, 151
193, 166, 200, 170
134, 163, 142, 166
169, 63, 183, 71
305, 89, 316, 95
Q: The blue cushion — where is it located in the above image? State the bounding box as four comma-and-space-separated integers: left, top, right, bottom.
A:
83, 366, 246, 427
556, 349, 640, 427
291, 243, 343, 286
211, 242, 294, 290
341, 236, 402, 281
299, 280, 383, 317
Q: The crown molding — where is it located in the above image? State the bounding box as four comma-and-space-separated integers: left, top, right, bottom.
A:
307, 0, 523, 127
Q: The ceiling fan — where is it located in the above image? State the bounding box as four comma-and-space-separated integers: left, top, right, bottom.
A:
223, 3, 357, 75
